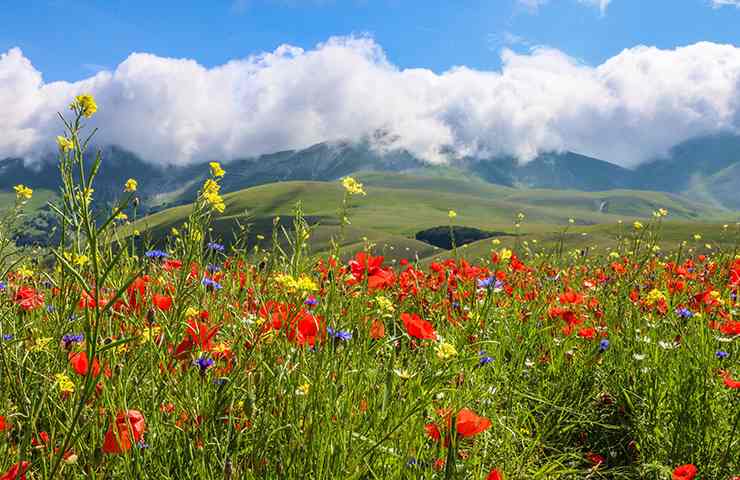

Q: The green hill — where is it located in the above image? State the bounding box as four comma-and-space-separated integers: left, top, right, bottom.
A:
126, 172, 734, 260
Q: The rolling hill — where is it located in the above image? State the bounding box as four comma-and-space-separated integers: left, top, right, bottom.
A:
123, 172, 736, 261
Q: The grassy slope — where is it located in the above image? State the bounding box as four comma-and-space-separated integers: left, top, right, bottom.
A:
127, 173, 737, 261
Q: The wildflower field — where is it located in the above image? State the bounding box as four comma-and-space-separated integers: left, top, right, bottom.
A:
0, 97, 739, 479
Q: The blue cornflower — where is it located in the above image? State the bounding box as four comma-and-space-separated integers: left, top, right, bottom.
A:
206, 264, 221, 274
194, 356, 214, 373
327, 327, 352, 341
478, 350, 494, 366
137, 440, 149, 449
406, 458, 418, 468
213, 378, 228, 386
2, 334, 13, 341
46, 304, 55, 313
145, 249, 168, 260
305, 295, 318, 307
675, 307, 693, 319
201, 277, 223, 290
599, 339, 610, 353
477, 277, 494, 288
716, 350, 729, 359
207, 241, 225, 252
62, 333, 84, 347
0, 281, 5, 291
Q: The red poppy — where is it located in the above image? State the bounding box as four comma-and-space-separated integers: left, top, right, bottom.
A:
425, 423, 441, 441
68, 351, 101, 377
152, 294, 172, 311
585, 452, 605, 465
0, 415, 7, 432
369, 319, 385, 340
577, 327, 597, 340
454, 408, 491, 438
401, 313, 436, 340
102, 410, 146, 454
0, 461, 29, 480
721, 371, 740, 389
13, 287, 44, 311
487, 469, 504, 480
672, 464, 697, 480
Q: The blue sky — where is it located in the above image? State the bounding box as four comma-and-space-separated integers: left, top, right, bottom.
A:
2, 0, 740, 82
3, 0, 740, 167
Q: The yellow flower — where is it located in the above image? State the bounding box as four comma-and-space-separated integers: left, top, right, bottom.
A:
115, 211, 128, 221
140, 325, 161, 344
341, 177, 366, 196
491, 239, 501, 245
13, 184, 33, 201
693, 234, 702, 241
375, 295, 395, 313
448, 210, 457, 219
209, 162, 225, 178
124, 178, 138, 192
658, 208, 668, 217
17, 265, 34, 278
646, 289, 665, 305
500, 248, 513, 261
30, 337, 53, 352
185, 306, 200, 318
296, 382, 310, 396
55, 373, 75, 394
56, 136, 73, 152
70, 93, 97, 118
435, 342, 458, 361
74, 254, 89, 267
633, 221, 644, 230
295, 275, 318, 292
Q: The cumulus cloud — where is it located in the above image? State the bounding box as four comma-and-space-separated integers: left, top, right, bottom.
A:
3, 37, 740, 167
711, 0, 740, 7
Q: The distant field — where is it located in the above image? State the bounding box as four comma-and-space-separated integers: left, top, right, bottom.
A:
124, 173, 739, 261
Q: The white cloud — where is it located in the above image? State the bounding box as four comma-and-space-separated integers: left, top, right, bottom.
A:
577, 0, 611, 15
711, 0, 740, 7
518, 0, 611, 14
3, 38, 740, 168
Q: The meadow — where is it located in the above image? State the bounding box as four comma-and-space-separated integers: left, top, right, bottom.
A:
0, 96, 739, 479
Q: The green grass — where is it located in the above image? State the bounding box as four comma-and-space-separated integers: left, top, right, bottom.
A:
125, 174, 734, 262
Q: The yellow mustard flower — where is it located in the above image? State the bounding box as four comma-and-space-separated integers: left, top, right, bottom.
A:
56, 136, 73, 152
55, 373, 75, 394
124, 178, 138, 192
70, 93, 97, 118
435, 342, 458, 361
341, 177, 366, 196
14, 184, 33, 201
209, 161, 225, 178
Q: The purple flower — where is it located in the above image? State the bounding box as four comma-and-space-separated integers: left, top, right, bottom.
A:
675, 307, 693, 319
194, 356, 214, 373
62, 333, 84, 348
327, 327, 352, 341
0, 281, 6, 291
305, 295, 318, 307
2, 334, 13, 341
206, 264, 221, 274
478, 350, 494, 366
145, 249, 168, 260
477, 277, 494, 288
716, 350, 729, 359
207, 242, 225, 252
201, 277, 223, 290
599, 339, 610, 353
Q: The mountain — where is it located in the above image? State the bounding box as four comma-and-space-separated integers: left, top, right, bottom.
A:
3, 133, 740, 241
635, 134, 740, 210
